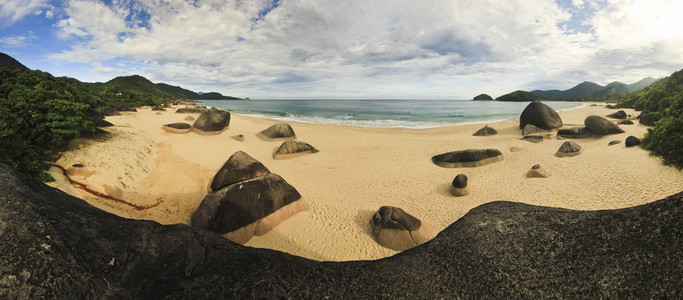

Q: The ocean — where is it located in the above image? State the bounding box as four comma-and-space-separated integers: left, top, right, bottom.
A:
197, 99, 585, 129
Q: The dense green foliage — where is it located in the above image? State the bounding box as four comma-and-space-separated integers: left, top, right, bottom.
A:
619, 69, 683, 169
156, 83, 199, 99
0, 53, 28, 70
92, 75, 176, 107
0, 67, 104, 179
496, 90, 544, 102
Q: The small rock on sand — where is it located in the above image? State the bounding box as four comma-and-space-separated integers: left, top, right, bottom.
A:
473, 125, 497, 136
273, 140, 319, 159
527, 164, 551, 178
370, 206, 434, 251
432, 149, 503, 168
256, 123, 296, 141
450, 174, 470, 196
556, 141, 582, 157
626, 136, 641, 147
230, 134, 245, 142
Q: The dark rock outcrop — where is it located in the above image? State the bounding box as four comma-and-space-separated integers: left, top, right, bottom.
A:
519, 101, 563, 130
209, 151, 270, 192
450, 174, 470, 196
432, 149, 504, 168
557, 127, 591, 139
473, 125, 497, 136
1, 164, 681, 298
584, 115, 625, 135
626, 136, 641, 147
192, 107, 231, 135
370, 206, 434, 251
192, 152, 306, 243
606, 110, 627, 119
256, 123, 296, 141
556, 141, 582, 157
273, 140, 319, 159
161, 122, 192, 134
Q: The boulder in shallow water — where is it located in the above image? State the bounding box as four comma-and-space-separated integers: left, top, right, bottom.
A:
432, 149, 503, 168
625, 136, 641, 147
555, 141, 582, 157
161, 122, 192, 134
209, 151, 271, 192
192, 107, 231, 135
256, 123, 296, 141
273, 140, 319, 159
451, 174, 470, 196
584, 115, 625, 135
473, 125, 498, 136
519, 101, 563, 130
370, 206, 435, 251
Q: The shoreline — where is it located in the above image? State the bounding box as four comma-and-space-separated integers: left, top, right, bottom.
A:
47, 102, 683, 261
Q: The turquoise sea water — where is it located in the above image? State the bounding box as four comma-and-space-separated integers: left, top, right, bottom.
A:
197, 99, 584, 129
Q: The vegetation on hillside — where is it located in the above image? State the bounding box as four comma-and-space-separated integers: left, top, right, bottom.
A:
472, 93, 493, 101
156, 83, 199, 99
619, 69, 683, 169
530, 78, 657, 100
495, 90, 544, 102
195, 92, 242, 100
92, 75, 176, 107
0, 67, 103, 180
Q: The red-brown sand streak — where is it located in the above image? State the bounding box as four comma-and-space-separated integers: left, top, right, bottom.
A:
51, 164, 163, 210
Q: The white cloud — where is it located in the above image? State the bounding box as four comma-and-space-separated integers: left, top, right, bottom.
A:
0, 0, 51, 26
0, 36, 28, 48
47, 0, 683, 98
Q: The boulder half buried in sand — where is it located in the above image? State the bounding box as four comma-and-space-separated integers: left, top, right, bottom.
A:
584, 115, 625, 136
191, 173, 307, 244
432, 149, 503, 168
521, 135, 544, 143
519, 101, 563, 130
527, 164, 551, 178
256, 123, 296, 141
606, 110, 627, 119
230, 134, 245, 142
161, 122, 192, 134
370, 206, 434, 251
273, 140, 319, 159
556, 141, 582, 157
626, 136, 641, 147
473, 125, 497, 136
192, 107, 231, 135
451, 174, 470, 196
522, 124, 547, 136
209, 151, 271, 192
557, 127, 591, 139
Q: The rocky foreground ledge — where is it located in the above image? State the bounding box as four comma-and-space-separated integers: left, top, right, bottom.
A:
0, 164, 681, 298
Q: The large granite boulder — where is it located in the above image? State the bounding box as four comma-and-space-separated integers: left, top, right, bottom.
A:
584, 115, 625, 135
370, 206, 434, 251
161, 122, 192, 134
209, 151, 270, 192
1, 164, 681, 298
626, 136, 641, 147
193, 152, 306, 243
473, 125, 497, 136
192, 107, 231, 135
519, 101, 563, 130
606, 110, 627, 119
556, 141, 582, 157
257, 123, 296, 141
557, 127, 591, 139
432, 149, 503, 168
273, 140, 319, 159
450, 174, 470, 196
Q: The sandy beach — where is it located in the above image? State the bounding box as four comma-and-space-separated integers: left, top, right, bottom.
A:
48, 103, 683, 261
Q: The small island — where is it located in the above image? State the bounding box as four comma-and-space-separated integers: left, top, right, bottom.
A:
472, 93, 493, 101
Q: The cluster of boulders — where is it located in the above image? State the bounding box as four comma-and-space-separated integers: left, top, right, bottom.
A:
257, 123, 320, 159
159, 107, 231, 135
190, 151, 309, 244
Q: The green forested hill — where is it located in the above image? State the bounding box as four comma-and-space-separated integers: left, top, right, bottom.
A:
495, 90, 544, 101
0, 53, 28, 70
156, 83, 199, 99
619, 68, 683, 168
93, 75, 176, 107
195, 92, 242, 100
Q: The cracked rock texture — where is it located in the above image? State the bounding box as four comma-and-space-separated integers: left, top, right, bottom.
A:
0, 163, 681, 298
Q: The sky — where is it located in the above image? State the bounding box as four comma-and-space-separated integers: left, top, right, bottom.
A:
1, 0, 683, 99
